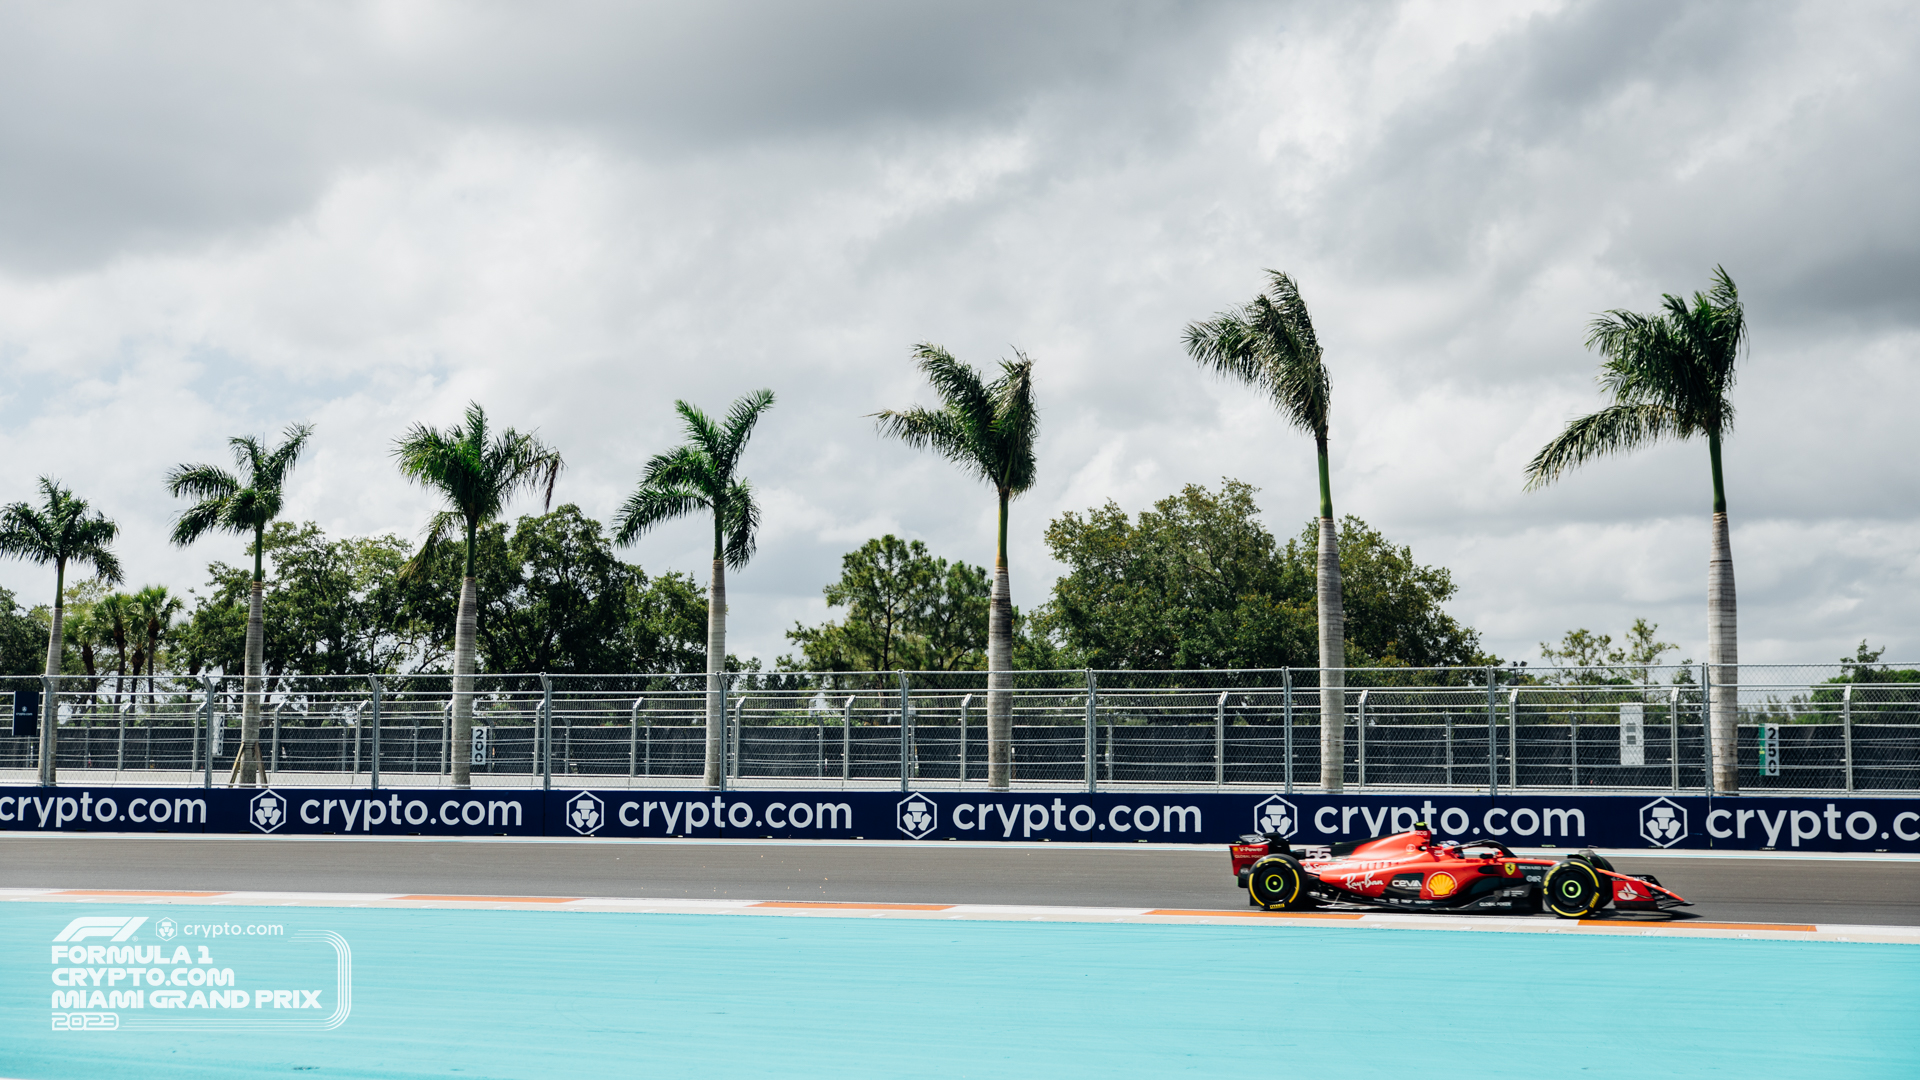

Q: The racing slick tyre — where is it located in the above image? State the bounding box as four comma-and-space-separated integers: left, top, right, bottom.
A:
1569, 850, 1617, 910
1544, 860, 1603, 919
1248, 855, 1309, 911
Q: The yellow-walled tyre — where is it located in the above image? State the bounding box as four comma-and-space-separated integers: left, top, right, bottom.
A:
1248, 855, 1308, 911
1544, 860, 1603, 919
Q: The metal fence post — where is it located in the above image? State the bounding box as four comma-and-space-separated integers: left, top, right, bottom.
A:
716, 675, 730, 793
540, 673, 553, 791
1214, 692, 1227, 789
272, 701, 284, 776
1357, 690, 1370, 789
1842, 684, 1854, 792
1283, 667, 1294, 796
1669, 687, 1681, 792
202, 676, 215, 789
1507, 688, 1519, 790
1486, 667, 1497, 798
959, 693, 972, 784
116, 702, 129, 772
842, 695, 853, 783
899, 671, 911, 792
1701, 663, 1713, 798
1084, 670, 1097, 794
369, 676, 382, 790
629, 699, 645, 772
1569, 705, 1578, 789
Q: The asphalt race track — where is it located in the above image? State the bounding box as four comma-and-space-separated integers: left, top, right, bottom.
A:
4, 835, 1915, 925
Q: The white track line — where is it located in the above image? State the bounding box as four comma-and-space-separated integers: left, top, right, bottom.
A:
4, 887, 1916, 944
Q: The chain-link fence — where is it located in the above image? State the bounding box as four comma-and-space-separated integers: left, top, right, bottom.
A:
1, 664, 1915, 792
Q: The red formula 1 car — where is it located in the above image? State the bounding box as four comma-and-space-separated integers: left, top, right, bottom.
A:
1229, 823, 1689, 918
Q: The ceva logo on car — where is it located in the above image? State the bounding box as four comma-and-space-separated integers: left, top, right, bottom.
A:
1639, 797, 1688, 847
897, 794, 937, 839
1254, 795, 1299, 839
566, 792, 605, 836
249, 790, 288, 834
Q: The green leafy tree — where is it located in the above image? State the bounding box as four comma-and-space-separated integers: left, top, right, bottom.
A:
614, 390, 774, 789
877, 346, 1036, 789
1319, 519, 1488, 670
167, 422, 313, 786
1029, 482, 1485, 675
1034, 481, 1314, 670
0, 477, 123, 785
0, 587, 45, 678
785, 535, 990, 672
1537, 619, 1680, 687
1184, 272, 1346, 789
394, 403, 563, 789
181, 522, 419, 678
1526, 267, 1747, 792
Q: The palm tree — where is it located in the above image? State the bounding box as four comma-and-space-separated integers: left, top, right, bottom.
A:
876, 347, 1036, 790
1184, 272, 1344, 791
168, 423, 313, 787
130, 585, 183, 706
0, 478, 123, 786
613, 390, 775, 789
97, 592, 133, 708
394, 403, 563, 789
1525, 266, 1747, 793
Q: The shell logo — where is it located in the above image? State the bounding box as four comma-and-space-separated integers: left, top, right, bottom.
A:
1427, 872, 1458, 898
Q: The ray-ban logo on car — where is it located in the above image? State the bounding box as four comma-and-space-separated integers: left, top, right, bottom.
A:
249, 790, 288, 833
896, 795, 937, 839
1253, 796, 1298, 839
1639, 797, 1688, 848
565, 792, 605, 836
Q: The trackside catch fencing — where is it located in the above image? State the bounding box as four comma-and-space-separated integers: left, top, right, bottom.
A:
1, 664, 1917, 794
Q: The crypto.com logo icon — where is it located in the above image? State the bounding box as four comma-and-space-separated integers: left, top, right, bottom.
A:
1253, 796, 1299, 839
1639, 797, 1688, 848
896, 794, 937, 839
249, 790, 288, 833
565, 792, 605, 836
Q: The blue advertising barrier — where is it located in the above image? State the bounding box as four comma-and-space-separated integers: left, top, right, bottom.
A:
3, 786, 1918, 853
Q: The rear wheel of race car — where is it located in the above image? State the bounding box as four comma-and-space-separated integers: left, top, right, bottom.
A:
1544, 861, 1603, 919
1248, 856, 1308, 911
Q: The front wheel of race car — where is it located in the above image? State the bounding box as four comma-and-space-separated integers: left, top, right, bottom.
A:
1248, 856, 1309, 911
1543, 860, 1603, 919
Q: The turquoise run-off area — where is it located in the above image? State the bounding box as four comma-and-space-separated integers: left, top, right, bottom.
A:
4, 904, 1918, 1079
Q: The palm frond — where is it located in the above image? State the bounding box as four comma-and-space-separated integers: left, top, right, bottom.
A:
988, 353, 1039, 495
721, 479, 759, 569
165, 464, 240, 502
717, 388, 777, 470
1523, 403, 1680, 490
1183, 270, 1328, 438
612, 485, 708, 546
397, 510, 464, 585
674, 400, 725, 461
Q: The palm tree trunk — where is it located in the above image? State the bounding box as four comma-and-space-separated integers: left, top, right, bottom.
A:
234, 580, 265, 786
450, 574, 478, 788
1313, 439, 1345, 793
987, 490, 1013, 790
1316, 515, 1345, 792
1708, 511, 1739, 793
39, 563, 64, 787
705, 558, 726, 788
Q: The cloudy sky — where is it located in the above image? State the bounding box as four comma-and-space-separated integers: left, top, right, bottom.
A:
0, 0, 1914, 671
